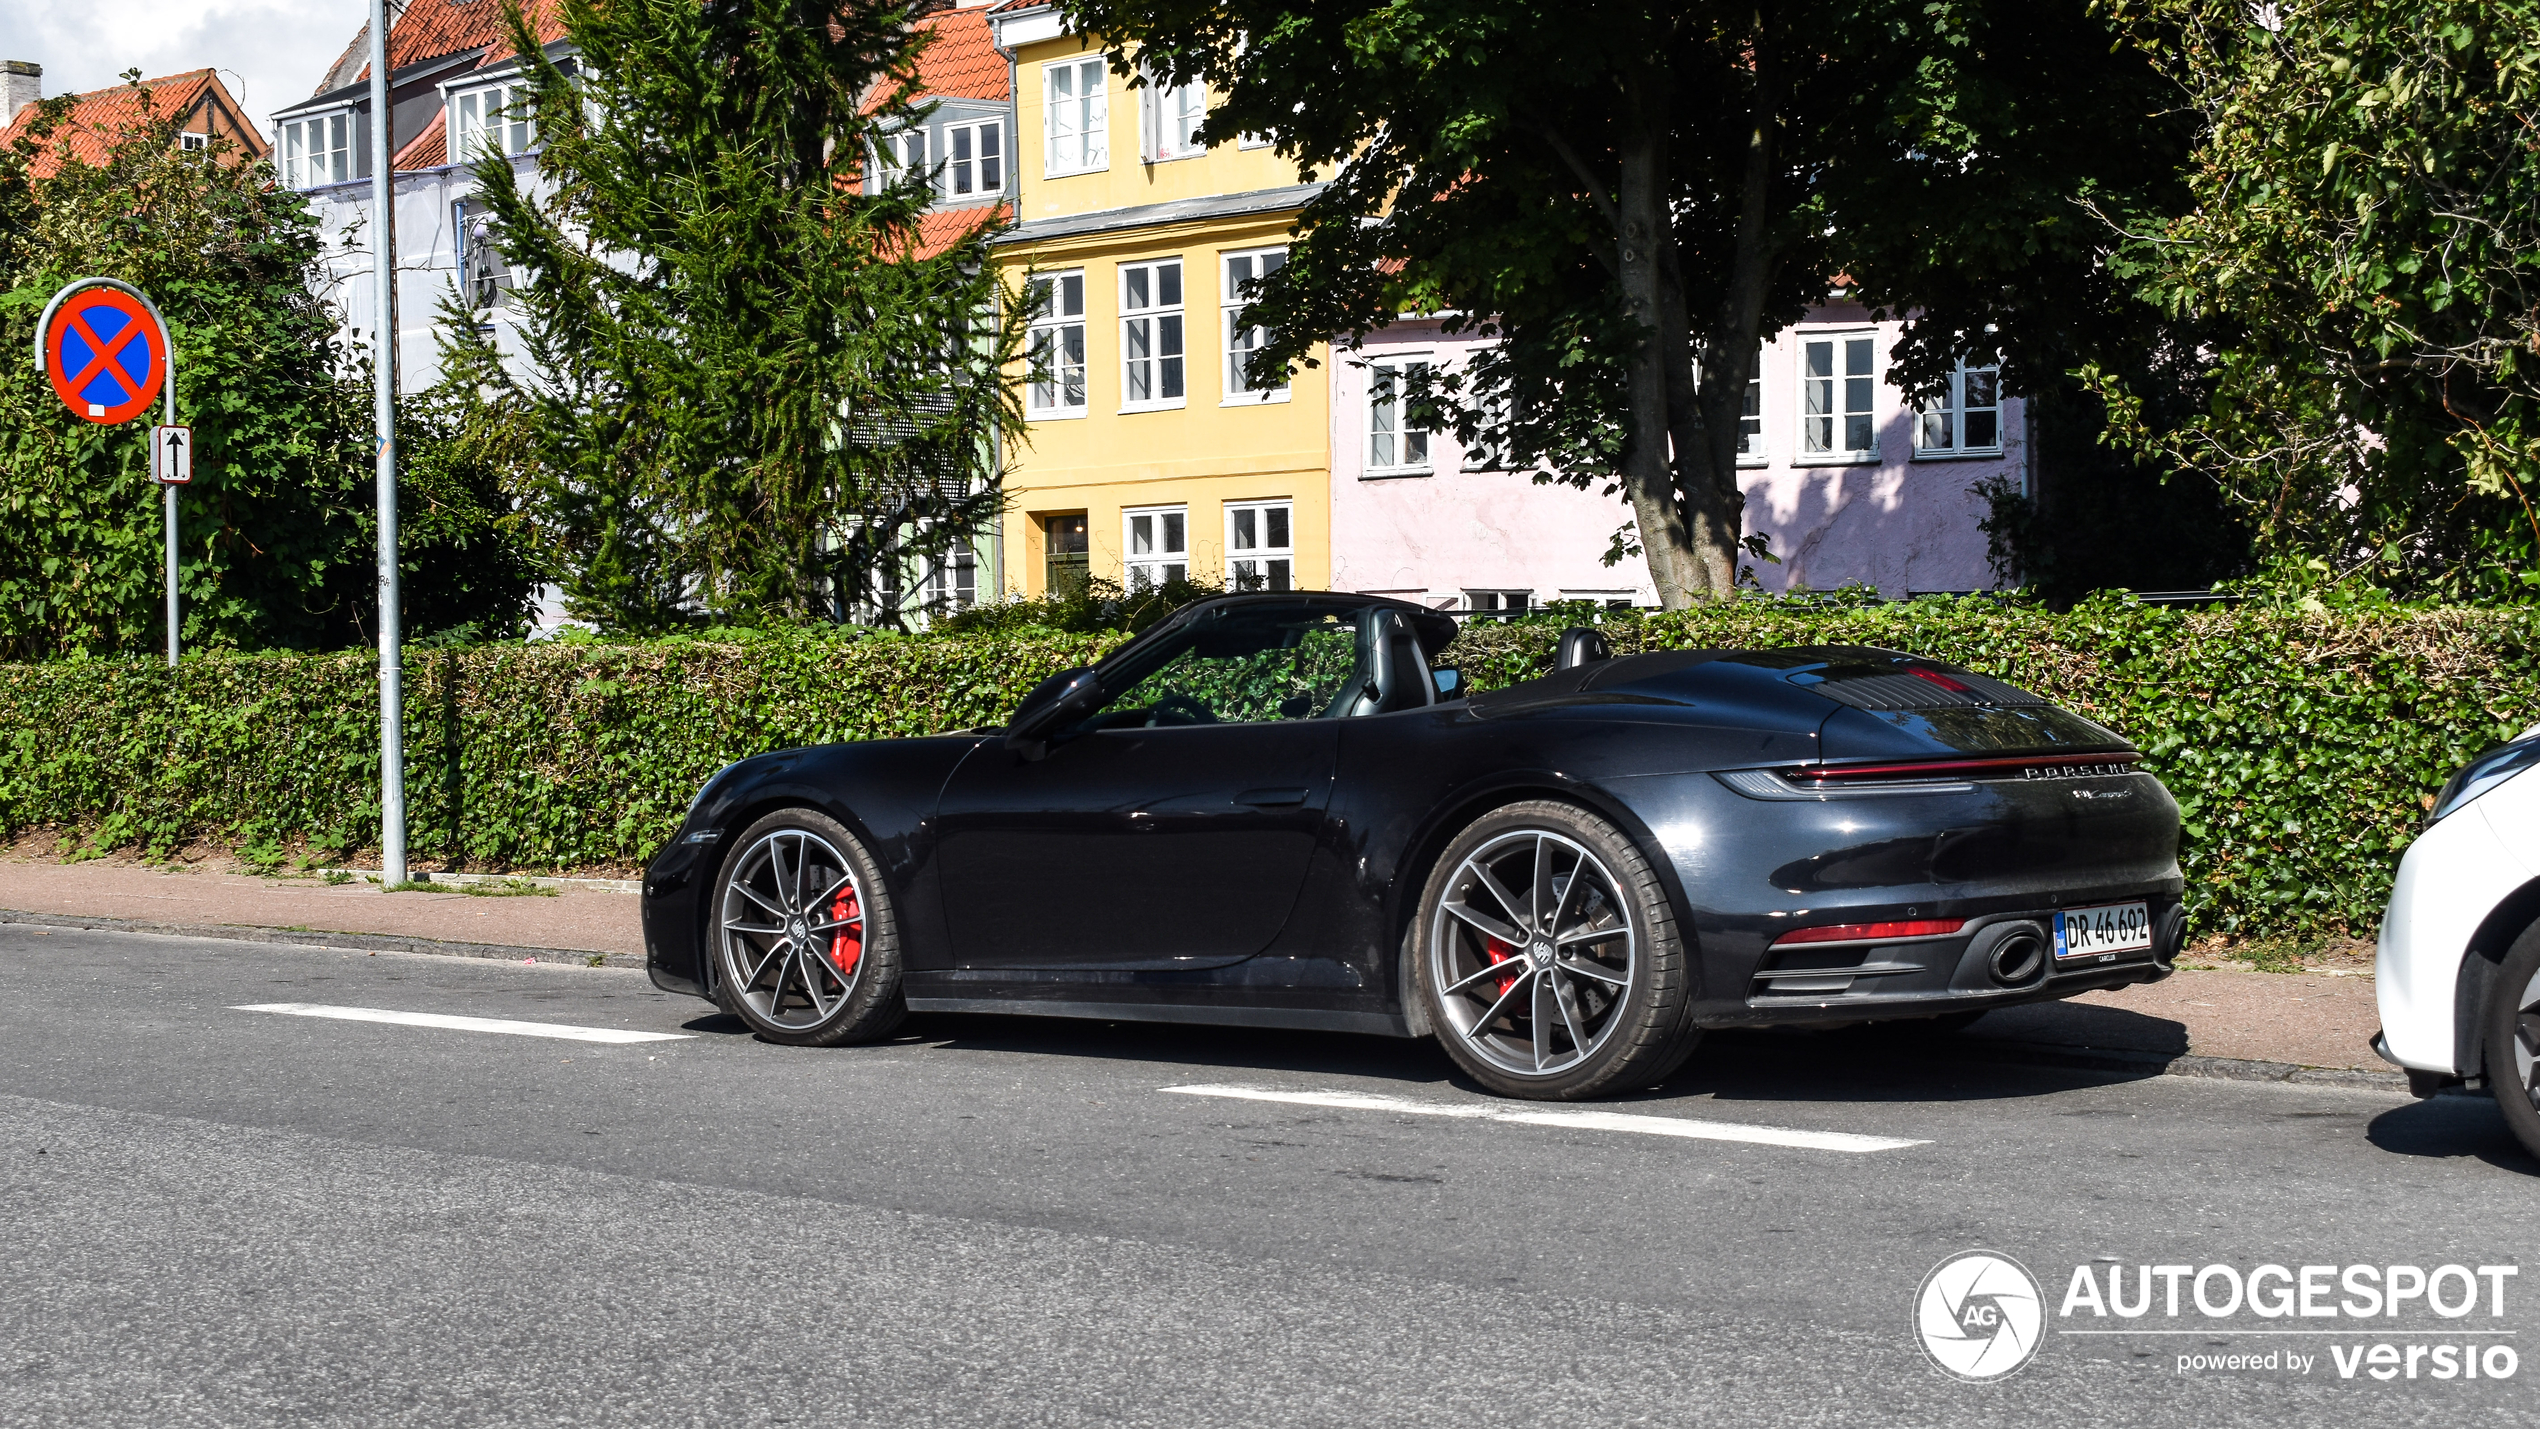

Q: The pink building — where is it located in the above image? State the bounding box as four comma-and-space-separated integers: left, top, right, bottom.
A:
1329, 302, 2026, 612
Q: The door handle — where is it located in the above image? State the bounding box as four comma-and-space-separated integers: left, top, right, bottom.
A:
1235, 787, 1310, 807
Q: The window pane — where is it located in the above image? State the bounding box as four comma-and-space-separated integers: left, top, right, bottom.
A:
1227, 254, 1253, 287
1267, 558, 1290, 592
1406, 429, 1428, 466
1922, 410, 1953, 449
1158, 261, 1181, 307
1159, 315, 1183, 399
1966, 410, 1998, 449
1163, 512, 1185, 553
981, 124, 1002, 190
1232, 509, 1256, 549
1964, 368, 1997, 409
1060, 274, 1082, 316
1266, 507, 1289, 548
1846, 338, 1872, 377
1125, 268, 1150, 311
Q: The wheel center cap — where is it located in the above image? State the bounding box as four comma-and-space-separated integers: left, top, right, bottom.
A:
788, 917, 810, 942
1530, 941, 1554, 967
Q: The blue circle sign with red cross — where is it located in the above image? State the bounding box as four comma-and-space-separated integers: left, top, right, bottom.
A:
43, 287, 166, 425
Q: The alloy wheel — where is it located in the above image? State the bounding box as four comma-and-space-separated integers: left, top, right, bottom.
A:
2517, 968, 2540, 1112
718, 827, 868, 1033
1429, 829, 1637, 1077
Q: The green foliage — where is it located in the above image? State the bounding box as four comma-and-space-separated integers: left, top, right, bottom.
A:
2095, 0, 2540, 600
0, 80, 541, 655
932, 574, 1230, 636
2, 598, 2530, 940
472, 0, 1025, 631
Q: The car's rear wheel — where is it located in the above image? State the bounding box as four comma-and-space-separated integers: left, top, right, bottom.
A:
713, 809, 906, 1047
2481, 922, 2540, 1161
1415, 800, 1700, 1099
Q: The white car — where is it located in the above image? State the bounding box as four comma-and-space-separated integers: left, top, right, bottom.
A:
2377, 724, 2540, 1157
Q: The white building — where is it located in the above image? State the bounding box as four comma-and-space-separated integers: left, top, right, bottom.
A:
1330, 301, 2023, 611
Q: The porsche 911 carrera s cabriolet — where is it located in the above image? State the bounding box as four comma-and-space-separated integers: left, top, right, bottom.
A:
642, 592, 2184, 1098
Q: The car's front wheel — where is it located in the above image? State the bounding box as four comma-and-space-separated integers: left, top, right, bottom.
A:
1415, 800, 1700, 1099
712, 809, 906, 1047
2481, 921, 2540, 1161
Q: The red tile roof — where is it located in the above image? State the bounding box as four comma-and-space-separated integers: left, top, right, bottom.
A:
0, 70, 271, 180
864, 5, 1010, 114
914, 6, 1010, 101
395, 122, 448, 171
889, 202, 1011, 261
367, 0, 569, 76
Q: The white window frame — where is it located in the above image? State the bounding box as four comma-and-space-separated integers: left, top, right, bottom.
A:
873, 126, 930, 191
1144, 70, 1207, 162
1798, 332, 1879, 463
920, 541, 979, 618
1913, 359, 2004, 458
449, 80, 538, 165
1365, 355, 1434, 475
1729, 346, 1765, 466
178, 131, 209, 152
1025, 269, 1088, 420
1225, 500, 1294, 592
278, 108, 364, 189
1043, 57, 1110, 177
1465, 589, 1533, 618
1123, 505, 1189, 590
1118, 258, 1187, 411
942, 118, 1003, 199
1221, 247, 1289, 404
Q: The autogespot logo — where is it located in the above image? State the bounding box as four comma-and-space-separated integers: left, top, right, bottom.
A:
1917, 1250, 2046, 1382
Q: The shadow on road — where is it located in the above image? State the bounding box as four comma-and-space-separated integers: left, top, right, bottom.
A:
715, 1008, 2188, 1109
2365, 1094, 2538, 1175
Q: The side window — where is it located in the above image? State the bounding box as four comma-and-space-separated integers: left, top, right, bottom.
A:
1093, 607, 1363, 727
1045, 58, 1109, 176
1026, 271, 1087, 416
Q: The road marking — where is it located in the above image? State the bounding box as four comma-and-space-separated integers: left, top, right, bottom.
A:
231, 1003, 692, 1045
1160, 1084, 1927, 1153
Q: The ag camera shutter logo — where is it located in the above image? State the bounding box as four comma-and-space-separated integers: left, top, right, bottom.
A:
1917, 1250, 2045, 1381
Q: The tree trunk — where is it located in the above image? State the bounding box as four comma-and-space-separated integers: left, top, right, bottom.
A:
1614, 81, 1704, 609
1675, 29, 1782, 601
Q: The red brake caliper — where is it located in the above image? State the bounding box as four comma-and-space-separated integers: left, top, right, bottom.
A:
1483, 936, 1520, 999
828, 882, 864, 976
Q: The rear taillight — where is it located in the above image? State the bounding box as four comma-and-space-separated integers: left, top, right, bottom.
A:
1771, 919, 1964, 946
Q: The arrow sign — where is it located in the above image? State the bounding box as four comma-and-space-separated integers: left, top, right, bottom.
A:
152, 424, 193, 485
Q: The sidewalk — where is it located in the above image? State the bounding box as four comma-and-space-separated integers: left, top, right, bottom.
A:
0, 853, 2396, 1086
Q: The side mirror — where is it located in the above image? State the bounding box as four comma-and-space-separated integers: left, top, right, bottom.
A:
1432, 667, 1464, 699
1004, 668, 1102, 759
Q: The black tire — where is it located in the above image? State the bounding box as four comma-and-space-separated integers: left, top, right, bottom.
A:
2481, 921, 2540, 1162
711, 808, 906, 1047
1414, 799, 1700, 1099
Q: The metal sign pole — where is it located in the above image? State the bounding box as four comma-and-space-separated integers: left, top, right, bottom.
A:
162, 340, 178, 668
369, 0, 406, 887
28, 276, 180, 665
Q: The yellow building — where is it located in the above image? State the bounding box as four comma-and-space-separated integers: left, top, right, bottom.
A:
987, 3, 1329, 597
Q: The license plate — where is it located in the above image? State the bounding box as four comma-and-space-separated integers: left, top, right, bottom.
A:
2054, 901, 2152, 961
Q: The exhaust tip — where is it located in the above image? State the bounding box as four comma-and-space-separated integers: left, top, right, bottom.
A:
1987, 932, 2044, 986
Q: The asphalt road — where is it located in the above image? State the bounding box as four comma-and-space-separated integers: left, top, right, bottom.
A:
1, 925, 2532, 1428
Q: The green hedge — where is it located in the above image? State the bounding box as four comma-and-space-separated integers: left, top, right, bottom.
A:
1, 597, 2534, 937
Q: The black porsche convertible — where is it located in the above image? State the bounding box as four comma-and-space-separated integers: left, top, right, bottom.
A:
641, 592, 2184, 1099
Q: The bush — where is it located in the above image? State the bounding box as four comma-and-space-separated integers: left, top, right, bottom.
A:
0, 595, 2533, 936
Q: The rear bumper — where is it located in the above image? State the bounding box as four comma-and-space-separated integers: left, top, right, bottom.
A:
1699, 897, 2183, 1028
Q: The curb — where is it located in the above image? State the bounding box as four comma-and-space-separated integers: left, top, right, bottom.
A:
310, 868, 642, 894
0, 908, 642, 970
1947, 1035, 2407, 1092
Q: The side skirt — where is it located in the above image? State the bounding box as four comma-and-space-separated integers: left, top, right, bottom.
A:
903, 995, 1414, 1039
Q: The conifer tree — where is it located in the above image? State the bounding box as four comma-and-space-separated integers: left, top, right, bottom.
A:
473, 0, 1024, 629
